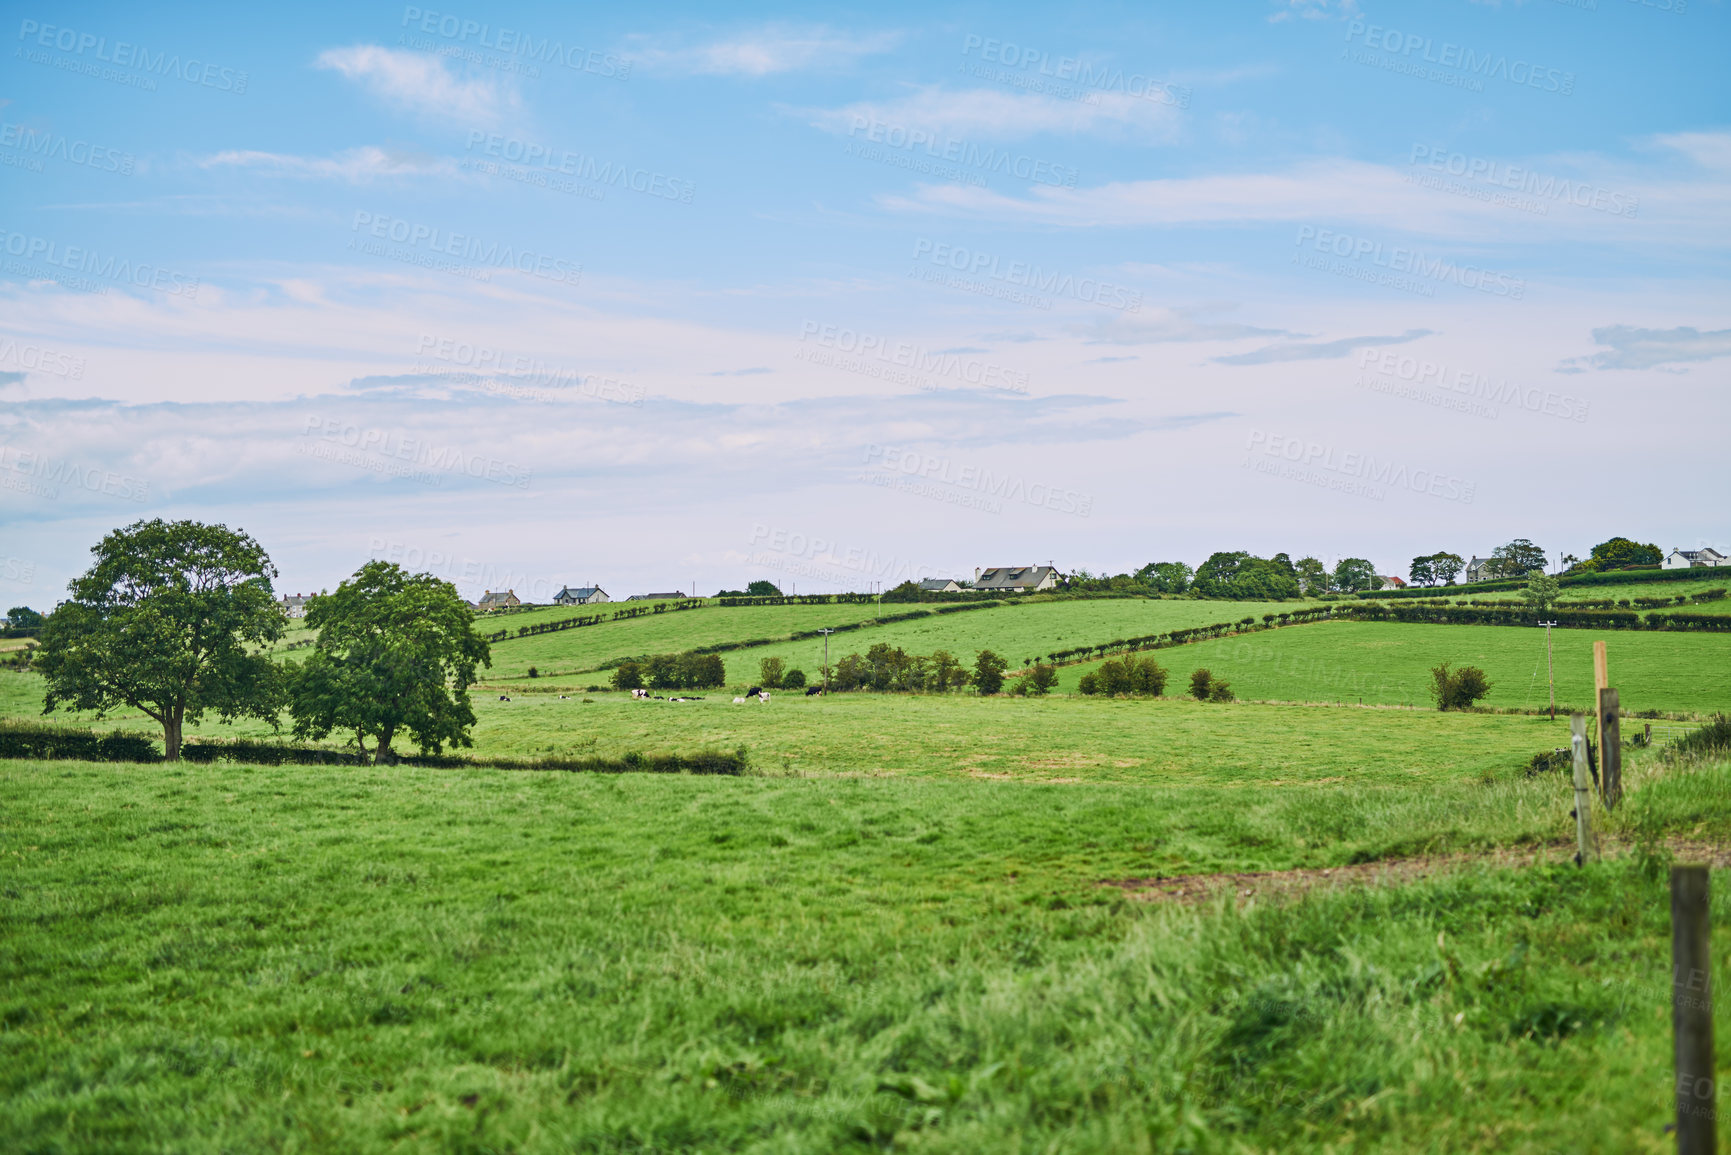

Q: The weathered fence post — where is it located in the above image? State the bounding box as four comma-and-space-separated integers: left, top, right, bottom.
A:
1600, 687, 1622, 810
1569, 713, 1596, 866
1671, 864, 1715, 1154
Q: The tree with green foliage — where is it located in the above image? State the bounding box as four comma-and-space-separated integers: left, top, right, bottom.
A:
1489, 539, 1548, 578
1193, 552, 1301, 600
610, 661, 645, 690
759, 656, 785, 688
881, 580, 922, 603
1430, 662, 1492, 710
1188, 667, 1232, 701
1522, 572, 1560, 615
1582, 537, 1662, 572
5, 606, 43, 630
1135, 561, 1194, 594
782, 668, 807, 689
35, 519, 285, 762
928, 650, 968, 692
973, 649, 1007, 695
1294, 557, 1328, 594
1026, 663, 1058, 695
1330, 557, 1378, 593
746, 580, 782, 597
288, 562, 491, 764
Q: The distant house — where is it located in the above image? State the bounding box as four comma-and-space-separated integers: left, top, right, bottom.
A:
554, 586, 609, 605
476, 589, 521, 611
1664, 547, 1728, 570
626, 591, 687, 601
279, 594, 310, 619
972, 565, 1060, 593
917, 578, 963, 593
1463, 556, 1497, 583
1377, 575, 1407, 591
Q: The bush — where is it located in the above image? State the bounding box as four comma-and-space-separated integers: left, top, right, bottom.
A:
759, 656, 785, 689
1208, 677, 1234, 702
1525, 748, 1572, 776
1431, 662, 1492, 710
1189, 668, 1214, 700
0, 720, 159, 762
1673, 714, 1731, 757
1082, 656, 1168, 696
783, 668, 807, 689
610, 662, 645, 691
1077, 672, 1100, 695
527, 666, 538, 678
974, 650, 1007, 695
1026, 663, 1058, 695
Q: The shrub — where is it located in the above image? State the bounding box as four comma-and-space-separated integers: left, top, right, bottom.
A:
527, 666, 538, 678
1207, 677, 1234, 702
759, 656, 785, 689
1525, 748, 1572, 776
1077, 672, 1101, 695
1189, 668, 1214, 700
610, 662, 645, 691
0, 720, 159, 762
973, 650, 1007, 695
1431, 662, 1492, 710
1026, 663, 1058, 695
783, 668, 807, 689
1673, 714, 1731, 757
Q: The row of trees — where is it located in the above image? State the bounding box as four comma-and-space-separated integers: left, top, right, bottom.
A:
32, 520, 490, 764
1407, 536, 1662, 587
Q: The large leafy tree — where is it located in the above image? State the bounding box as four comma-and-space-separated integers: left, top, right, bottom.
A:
1409, 551, 1465, 587
35, 519, 285, 761
1135, 561, 1193, 594
5, 606, 44, 630
1490, 539, 1548, 578
288, 562, 490, 764
1331, 557, 1378, 593
1583, 536, 1662, 572
1193, 552, 1300, 600
1293, 557, 1328, 594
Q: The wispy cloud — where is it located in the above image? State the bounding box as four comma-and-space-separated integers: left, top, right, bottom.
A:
200, 146, 458, 182
804, 84, 1181, 142
1556, 325, 1731, 372
1083, 308, 1288, 345
314, 45, 515, 125
633, 25, 900, 76
1214, 329, 1433, 365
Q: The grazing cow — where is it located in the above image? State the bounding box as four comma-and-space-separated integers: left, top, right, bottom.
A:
733, 697, 746, 705
757, 692, 770, 703
745, 686, 761, 698
498, 695, 510, 701
805, 686, 823, 696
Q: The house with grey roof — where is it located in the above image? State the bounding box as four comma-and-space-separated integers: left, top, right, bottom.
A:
971, 565, 1060, 593
1463, 556, 1497, 583
1664, 547, 1727, 570
475, 589, 521, 610
626, 591, 687, 601
917, 578, 962, 593
554, 585, 609, 605
279, 593, 311, 619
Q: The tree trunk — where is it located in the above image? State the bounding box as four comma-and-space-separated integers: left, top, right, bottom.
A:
377, 722, 397, 766
164, 707, 184, 762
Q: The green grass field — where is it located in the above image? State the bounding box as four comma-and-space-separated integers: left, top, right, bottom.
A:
6, 599, 1730, 1151
4, 746, 1728, 1153
1052, 619, 1731, 714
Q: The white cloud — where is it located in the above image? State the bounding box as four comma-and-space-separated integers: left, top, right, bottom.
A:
804, 84, 1182, 143
200, 146, 458, 182
1213, 328, 1433, 365
314, 45, 515, 125
633, 25, 900, 77
1082, 308, 1289, 345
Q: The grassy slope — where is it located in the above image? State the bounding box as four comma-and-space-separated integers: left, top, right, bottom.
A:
3, 751, 1728, 1152
1052, 619, 1731, 714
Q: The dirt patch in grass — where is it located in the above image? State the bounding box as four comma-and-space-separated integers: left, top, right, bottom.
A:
1103, 840, 1731, 905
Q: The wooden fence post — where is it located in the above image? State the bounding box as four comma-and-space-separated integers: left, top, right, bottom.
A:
1569, 713, 1596, 866
1600, 687, 1622, 810
1671, 864, 1715, 1154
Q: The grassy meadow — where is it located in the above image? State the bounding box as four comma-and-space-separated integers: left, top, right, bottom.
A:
5, 594, 1731, 1151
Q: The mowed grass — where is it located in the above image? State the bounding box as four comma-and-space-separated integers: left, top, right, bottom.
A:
1052, 620, 1731, 715
4, 751, 1730, 1153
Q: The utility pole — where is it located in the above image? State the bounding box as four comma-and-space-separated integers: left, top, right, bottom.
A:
1539, 620, 1557, 721
819, 628, 835, 695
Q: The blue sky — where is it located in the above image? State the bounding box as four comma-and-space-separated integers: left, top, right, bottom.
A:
2, 0, 1728, 602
